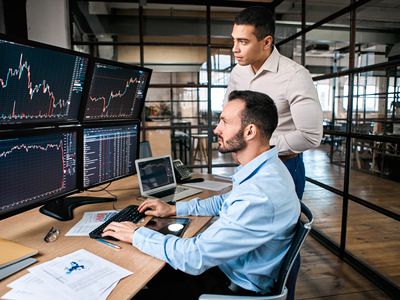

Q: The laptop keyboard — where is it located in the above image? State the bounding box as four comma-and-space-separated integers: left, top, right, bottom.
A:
149, 186, 188, 199
89, 205, 145, 240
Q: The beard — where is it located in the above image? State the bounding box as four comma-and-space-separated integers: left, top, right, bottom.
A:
218, 127, 246, 154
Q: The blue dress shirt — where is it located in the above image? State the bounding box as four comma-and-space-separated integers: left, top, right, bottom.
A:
133, 147, 300, 293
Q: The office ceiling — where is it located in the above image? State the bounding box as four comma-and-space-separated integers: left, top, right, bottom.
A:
71, 0, 400, 64
73, 0, 400, 33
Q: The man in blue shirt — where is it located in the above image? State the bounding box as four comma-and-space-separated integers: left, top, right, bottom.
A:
103, 90, 300, 299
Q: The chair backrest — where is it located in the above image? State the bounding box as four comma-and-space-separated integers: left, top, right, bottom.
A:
139, 141, 153, 158
272, 202, 314, 294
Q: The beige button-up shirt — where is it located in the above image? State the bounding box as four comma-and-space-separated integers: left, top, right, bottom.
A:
225, 47, 323, 155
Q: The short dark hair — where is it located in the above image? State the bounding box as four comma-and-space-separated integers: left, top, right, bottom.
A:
228, 90, 278, 140
234, 6, 275, 42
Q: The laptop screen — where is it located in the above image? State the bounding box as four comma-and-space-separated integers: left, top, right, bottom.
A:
137, 156, 175, 192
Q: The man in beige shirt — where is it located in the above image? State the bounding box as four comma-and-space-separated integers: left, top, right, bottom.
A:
225, 6, 323, 200
225, 7, 322, 300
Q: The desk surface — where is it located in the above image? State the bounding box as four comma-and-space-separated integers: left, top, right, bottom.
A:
0, 174, 231, 299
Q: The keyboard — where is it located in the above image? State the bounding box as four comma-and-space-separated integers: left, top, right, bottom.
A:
149, 186, 188, 198
89, 205, 146, 240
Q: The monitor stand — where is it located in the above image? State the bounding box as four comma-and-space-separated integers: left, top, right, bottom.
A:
39, 196, 116, 221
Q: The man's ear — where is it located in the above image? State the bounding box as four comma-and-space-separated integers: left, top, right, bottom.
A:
244, 124, 257, 141
263, 35, 273, 50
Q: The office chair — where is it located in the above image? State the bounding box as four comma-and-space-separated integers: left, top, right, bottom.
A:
199, 202, 314, 300
139, 141, 153, 158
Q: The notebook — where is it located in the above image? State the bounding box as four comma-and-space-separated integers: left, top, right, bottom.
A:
0, 257, 37, 280
135, 155, 201, 202
0, 238, 38, 268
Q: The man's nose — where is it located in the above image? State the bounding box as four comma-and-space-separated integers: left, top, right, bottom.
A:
232, 42, 239, 53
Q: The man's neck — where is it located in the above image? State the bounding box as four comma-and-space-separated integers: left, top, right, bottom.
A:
250, 47, 273, 74
236, 144, 270, 166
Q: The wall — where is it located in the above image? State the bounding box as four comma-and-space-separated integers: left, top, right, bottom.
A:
26, 0, 70, 48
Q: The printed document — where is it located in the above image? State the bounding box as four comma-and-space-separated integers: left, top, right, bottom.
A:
2, 249, 132, 300
66, 210, 117, 236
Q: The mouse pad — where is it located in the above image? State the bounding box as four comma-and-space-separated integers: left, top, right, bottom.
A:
145, 217, 190, 237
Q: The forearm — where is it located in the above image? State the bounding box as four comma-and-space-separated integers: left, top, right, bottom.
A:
176, 193, 227, 216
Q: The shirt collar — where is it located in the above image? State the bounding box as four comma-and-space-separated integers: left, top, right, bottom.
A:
232, 146, 278, 185
259, 46, 280, 73
246, 46, 280, 76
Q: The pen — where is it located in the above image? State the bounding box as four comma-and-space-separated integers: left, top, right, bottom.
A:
96, 238, 121, 250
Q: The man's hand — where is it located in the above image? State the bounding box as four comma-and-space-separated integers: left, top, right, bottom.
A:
138, 199, 176, 217
102, 221, 139, 243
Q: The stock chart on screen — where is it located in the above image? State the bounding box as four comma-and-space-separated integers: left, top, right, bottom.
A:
0, 38, 88, 125
83, 62, 150, 121
0, 130, 77, 216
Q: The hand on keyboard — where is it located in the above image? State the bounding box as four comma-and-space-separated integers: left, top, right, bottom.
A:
89, 205, 145, 241
101, 221, 139, 244
137, 199, 177, 218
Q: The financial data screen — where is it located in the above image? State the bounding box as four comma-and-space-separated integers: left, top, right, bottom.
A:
137, 157, 175, 192
83, 62, 150, 121
0, 130, 77, 216
83, 124, 139, 188
0, 38, 88, 125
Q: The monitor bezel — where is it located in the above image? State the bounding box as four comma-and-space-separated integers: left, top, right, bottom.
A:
0, 33, 91, 129
79, 57, 152, 123
0, 126, 80, 220
79, 120, 141, 191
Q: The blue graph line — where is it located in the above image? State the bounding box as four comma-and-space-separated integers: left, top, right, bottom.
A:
65, 261, 85, 275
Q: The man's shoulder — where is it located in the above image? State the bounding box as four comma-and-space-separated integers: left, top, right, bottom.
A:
277, 53, 306, 73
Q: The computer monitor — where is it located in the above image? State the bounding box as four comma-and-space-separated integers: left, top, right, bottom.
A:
81, 59, 152, 122
0, 34, 89, 127
83, 121, 140, 188
0, 127, 79, 220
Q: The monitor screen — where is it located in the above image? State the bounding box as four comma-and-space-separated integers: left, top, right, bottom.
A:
82, 60, 151, 121
83, 122, 140, 188
0, 128, 78, 220
0, 35, 88, 126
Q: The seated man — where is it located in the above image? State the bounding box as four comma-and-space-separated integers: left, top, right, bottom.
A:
102, 90, 300, 299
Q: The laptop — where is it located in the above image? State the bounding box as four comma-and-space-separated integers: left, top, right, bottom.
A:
135, 155, 202, 202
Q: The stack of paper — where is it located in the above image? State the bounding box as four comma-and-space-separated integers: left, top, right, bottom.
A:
2, 249, 132, 300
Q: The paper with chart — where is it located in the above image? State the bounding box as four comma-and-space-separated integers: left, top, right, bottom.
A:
65, 210, 117, 236
28, 249, 132, 299
2, 249, 132, 300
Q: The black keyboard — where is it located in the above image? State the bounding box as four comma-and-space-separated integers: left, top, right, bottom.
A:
89, 205, 145, 240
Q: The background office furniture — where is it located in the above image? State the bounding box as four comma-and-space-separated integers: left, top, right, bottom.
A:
192, 134, 209, 166
171, 120, 192, 165
139, 141, 153, 158
199, 202, 314, 300
145, 120, 172, 157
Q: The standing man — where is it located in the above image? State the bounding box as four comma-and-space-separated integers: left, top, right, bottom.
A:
103, 90, 300, 299
226, 6, 323, 199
